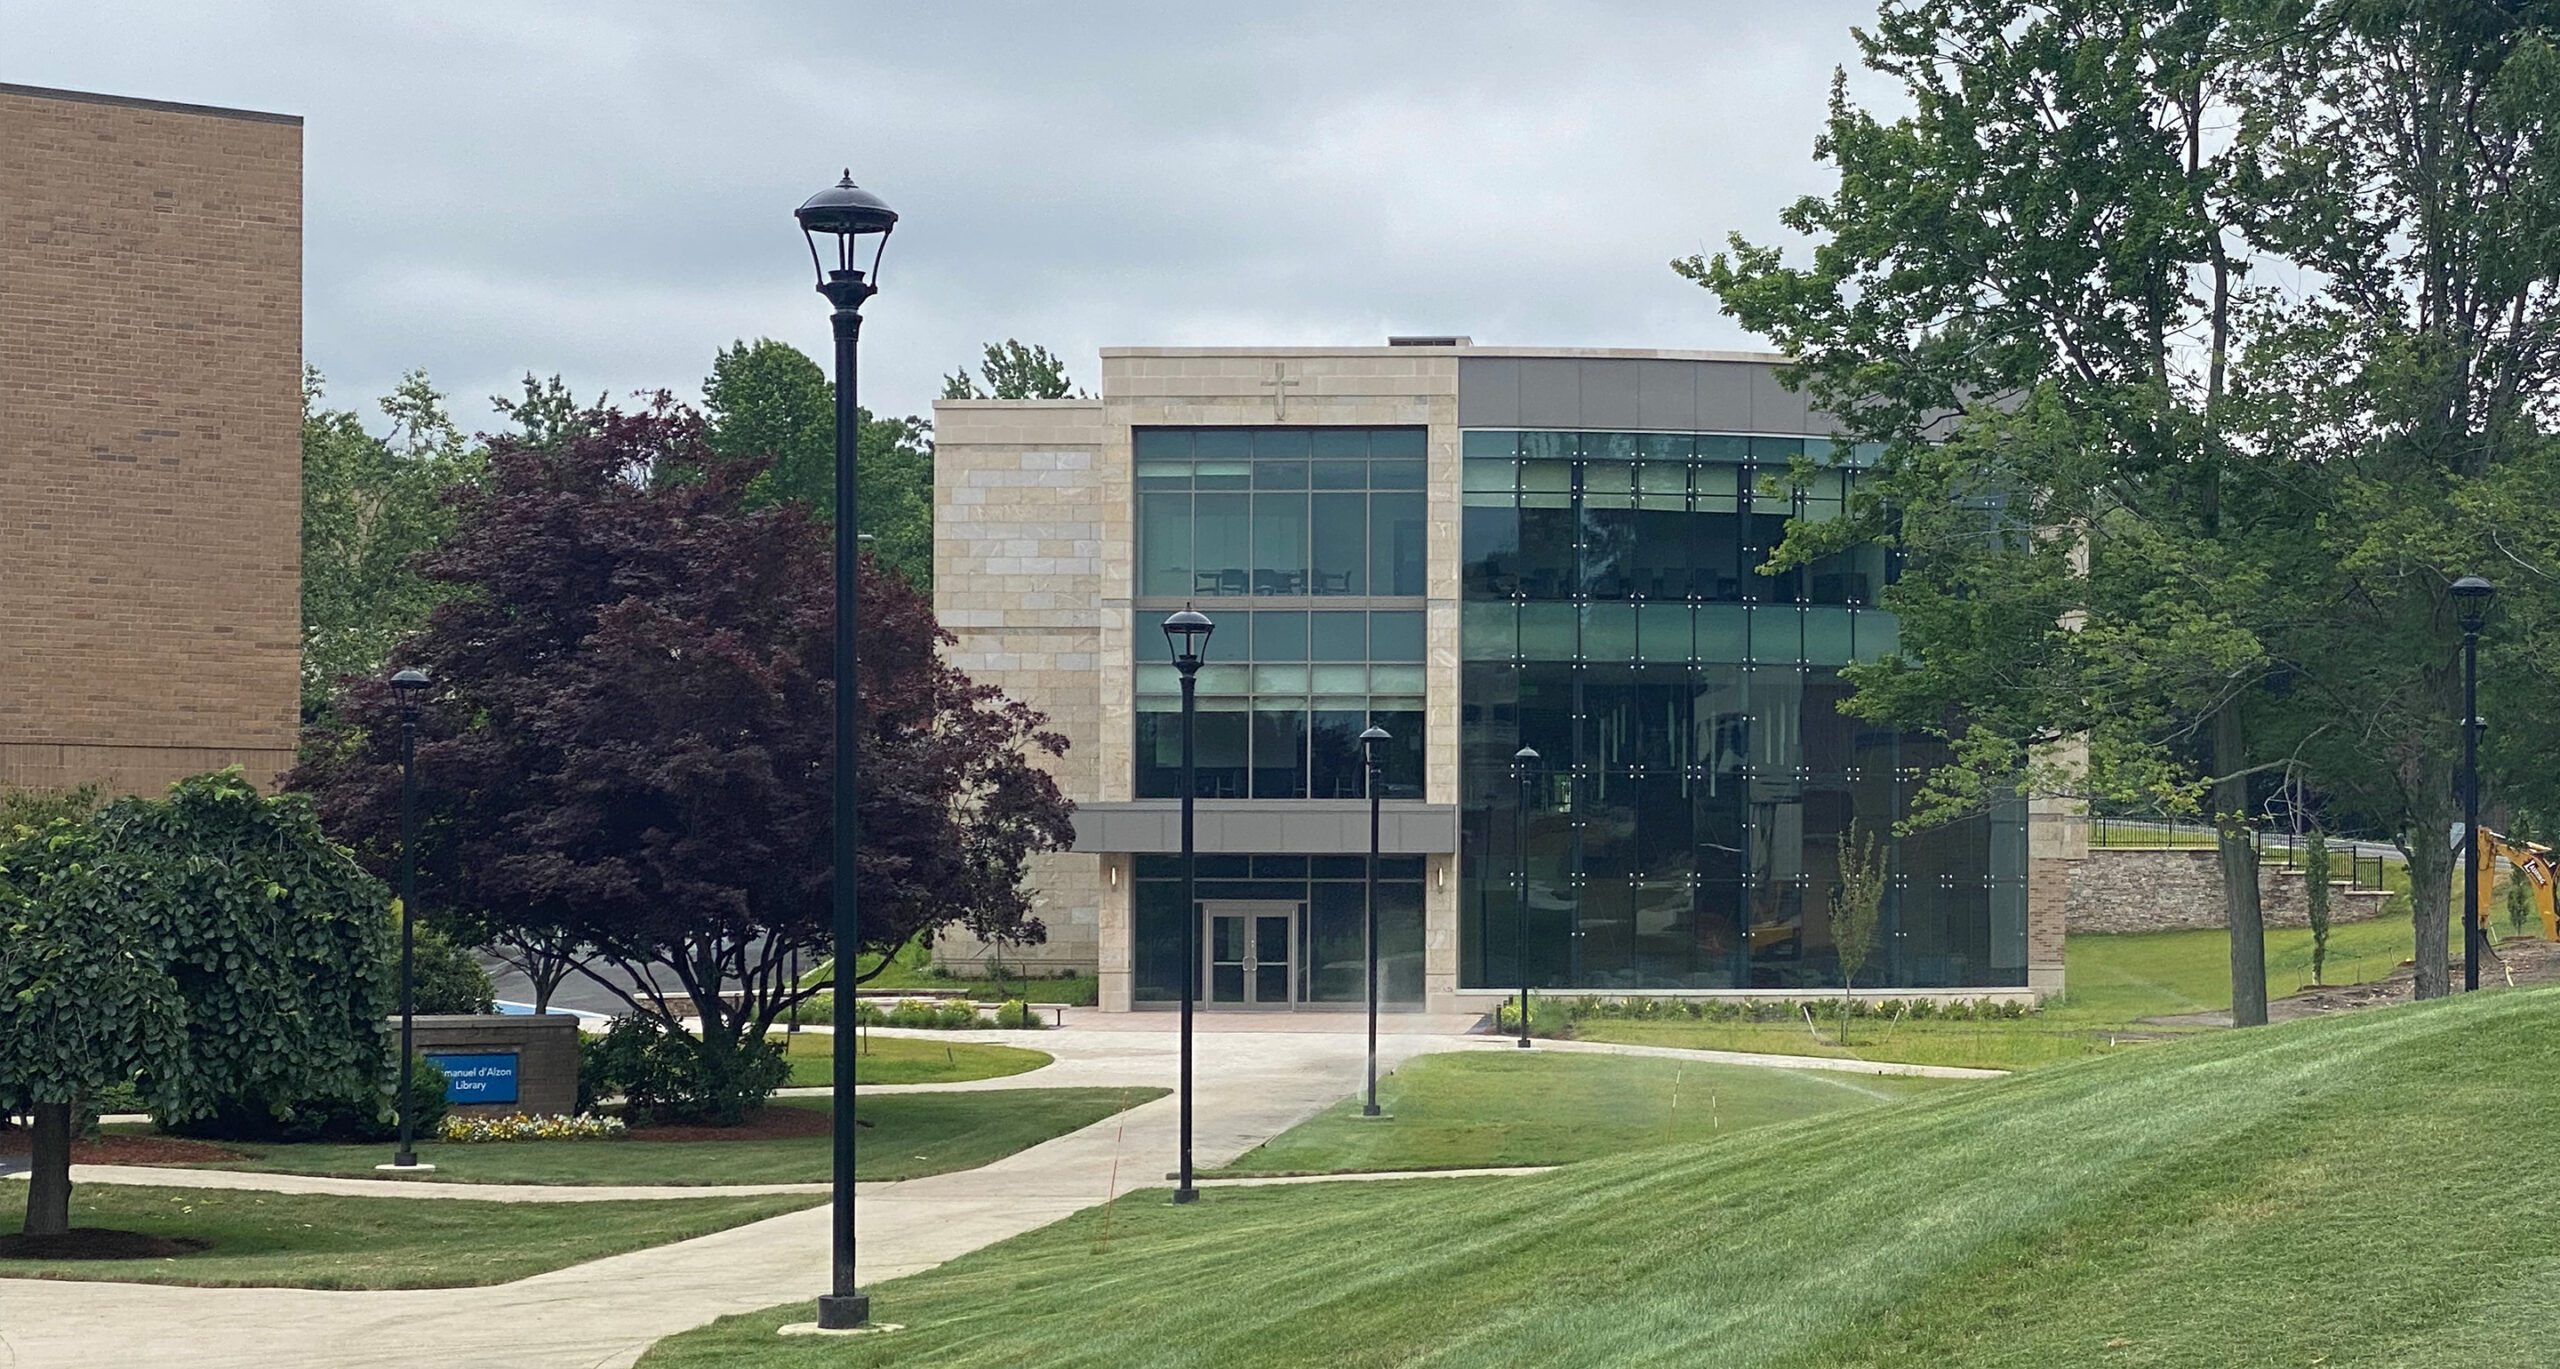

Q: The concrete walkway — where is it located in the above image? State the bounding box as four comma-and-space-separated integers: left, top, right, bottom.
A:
0, 1023, 1484, 1369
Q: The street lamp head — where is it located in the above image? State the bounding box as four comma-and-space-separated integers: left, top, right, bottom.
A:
390, 668, 430, 691
1359, 725, 1392, 749
1513, 746, 1541, 769
1162, 608, 1215, 667
2452, 574, 2495, 632
796, 171, 898, 288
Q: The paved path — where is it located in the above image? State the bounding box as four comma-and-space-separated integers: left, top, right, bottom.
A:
0, 1024, 1483, 1369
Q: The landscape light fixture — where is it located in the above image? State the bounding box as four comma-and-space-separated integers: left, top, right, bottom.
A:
1163, 608, 1214, 1203
2452, 575, 2495, 993
384, 667, 433, 1173
1512, 746, 1541, 1048
1359, 725, 1392, 1117
798, 169, 896, 1334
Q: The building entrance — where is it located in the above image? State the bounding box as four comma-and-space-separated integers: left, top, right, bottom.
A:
1203, 900, 1299, 1008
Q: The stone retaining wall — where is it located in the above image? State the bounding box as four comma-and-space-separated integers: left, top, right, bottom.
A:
2066, 847, 2394, 934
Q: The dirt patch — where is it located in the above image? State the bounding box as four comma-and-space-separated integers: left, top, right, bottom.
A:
0, 1229, 213, 1261
623, 1104, 836, 1143
0, 1131, 245, 1166
2142, 935, 2560, 1028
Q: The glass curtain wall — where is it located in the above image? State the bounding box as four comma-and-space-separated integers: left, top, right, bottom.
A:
1132, 854, 1427, 1005
1458, 431, 2028, 991
1135, 426, 1430, 798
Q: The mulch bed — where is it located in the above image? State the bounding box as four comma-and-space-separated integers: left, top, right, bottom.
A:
623, 1104, 836, 1143
0, 1131, 245, 1166
0, 1229, 212, 1261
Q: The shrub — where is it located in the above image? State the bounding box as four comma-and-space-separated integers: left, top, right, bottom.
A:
167, 1054, 446, 1144
995, 998, 1036, 1029
1493, 996, 1571, 1038
585, 1015, 787, 1126
406, 921, 496, 1015
439, 1111, 627, 1143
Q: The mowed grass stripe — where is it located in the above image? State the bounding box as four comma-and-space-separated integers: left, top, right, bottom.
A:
642, 987, 2560, 1367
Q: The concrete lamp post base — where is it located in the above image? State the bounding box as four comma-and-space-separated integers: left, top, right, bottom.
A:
1355, 1110, 1395, 1121
372, 1162, 437, 1174
781, 1321, 903, 1339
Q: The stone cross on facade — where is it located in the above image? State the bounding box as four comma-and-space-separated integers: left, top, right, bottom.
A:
1261, 361, 1301, 419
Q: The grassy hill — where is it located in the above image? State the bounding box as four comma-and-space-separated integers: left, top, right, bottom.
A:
646, 988, 2560, 1367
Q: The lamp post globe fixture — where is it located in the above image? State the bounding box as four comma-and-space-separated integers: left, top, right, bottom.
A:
799, 169, 895, 1334
1511, 746, 1541, 1047
386, 667, 432, 1172
1162, 609, 1214, 1203
1358, 725, 1392, 1117
2452, 574, 2495, 993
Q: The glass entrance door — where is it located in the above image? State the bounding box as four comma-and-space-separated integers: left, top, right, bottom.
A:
1203, 901, 1298, 1008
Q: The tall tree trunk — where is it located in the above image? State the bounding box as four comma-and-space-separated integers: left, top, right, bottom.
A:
2214, 702, 2268, 1028
22, 1103, 75, 1237
2408, 759, 2458, 999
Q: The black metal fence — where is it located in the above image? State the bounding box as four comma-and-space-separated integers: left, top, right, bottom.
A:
2086, 813, 2396, 893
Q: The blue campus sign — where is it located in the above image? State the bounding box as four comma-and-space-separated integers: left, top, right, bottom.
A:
427, 1051, 520, 1105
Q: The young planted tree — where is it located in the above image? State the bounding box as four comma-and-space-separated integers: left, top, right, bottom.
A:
1832, 820, 1889, 1044
0, 772, 392, 1237
291, 402, 1073, 1122
2304, 831, 2333, 987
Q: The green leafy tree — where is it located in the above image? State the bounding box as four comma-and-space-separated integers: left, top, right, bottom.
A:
491, 372, 605, 449
2506, 865, 2534, 939
1831, 820, 1888, 1043
2305, 831, 2334, 986
696, 338, 934, 589
1691, 0, 2560, 1015
0, 771, 393, 1236
940, 338, 1085, 400
300, 368, 482, 720
1691, 0, 2286, 1023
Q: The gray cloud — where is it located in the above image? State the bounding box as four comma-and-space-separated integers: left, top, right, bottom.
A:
10, 0, 1883, 428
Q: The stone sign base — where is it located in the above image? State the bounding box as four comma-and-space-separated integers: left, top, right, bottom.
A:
393, 1013, 580, 1117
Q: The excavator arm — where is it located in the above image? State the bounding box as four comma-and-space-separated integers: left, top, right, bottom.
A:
2475, 830, 2560, 942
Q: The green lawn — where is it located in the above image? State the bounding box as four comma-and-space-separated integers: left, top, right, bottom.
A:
175, 1089, 1161, 1186
1207, 1050, 1953, 1176
1570, 911, 2458, 1071
643, 986, 2560, 1368
0, 1184, 815, 1289
782, 1032, 1051, 1087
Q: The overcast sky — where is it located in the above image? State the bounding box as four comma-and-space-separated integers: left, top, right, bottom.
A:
12, 1, 1883, 431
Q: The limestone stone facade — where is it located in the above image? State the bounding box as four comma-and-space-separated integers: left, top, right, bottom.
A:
933, 343, 2076, 1010
0, 84, 302, 795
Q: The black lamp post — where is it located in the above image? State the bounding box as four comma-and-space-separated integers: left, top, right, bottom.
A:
1512, 745, 1540, 1047
2454, 574, 2495, 993
387, 667, 430, 1171
1358, 724, 1391, 1117
799, 169, 897, 1334
1164, 609, 1214, 1202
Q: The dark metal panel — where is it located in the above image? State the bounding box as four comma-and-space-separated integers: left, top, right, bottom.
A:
1456, 357, 1522, 428
1576, 359, 1641, 430
1696, 362, 1757, 430
1635, 360, 1698, 431
1516, 359, 1583, 428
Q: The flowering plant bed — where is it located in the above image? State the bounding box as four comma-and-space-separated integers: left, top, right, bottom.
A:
438, 1112, 628, 1143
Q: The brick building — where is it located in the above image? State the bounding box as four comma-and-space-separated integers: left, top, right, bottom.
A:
0, 84, 302, 795
935, 343, 2081, 1013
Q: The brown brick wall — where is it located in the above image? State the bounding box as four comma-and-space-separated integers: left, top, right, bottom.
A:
0, 85, 302, 795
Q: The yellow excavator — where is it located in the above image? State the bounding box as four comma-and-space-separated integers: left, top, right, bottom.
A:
2473, 830, 2560, 941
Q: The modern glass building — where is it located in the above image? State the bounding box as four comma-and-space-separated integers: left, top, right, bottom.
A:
932, 344, 2069, 1013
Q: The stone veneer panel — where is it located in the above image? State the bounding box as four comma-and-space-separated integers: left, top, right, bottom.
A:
2066, 847, 2393, 935
930, 400, 1108, 972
